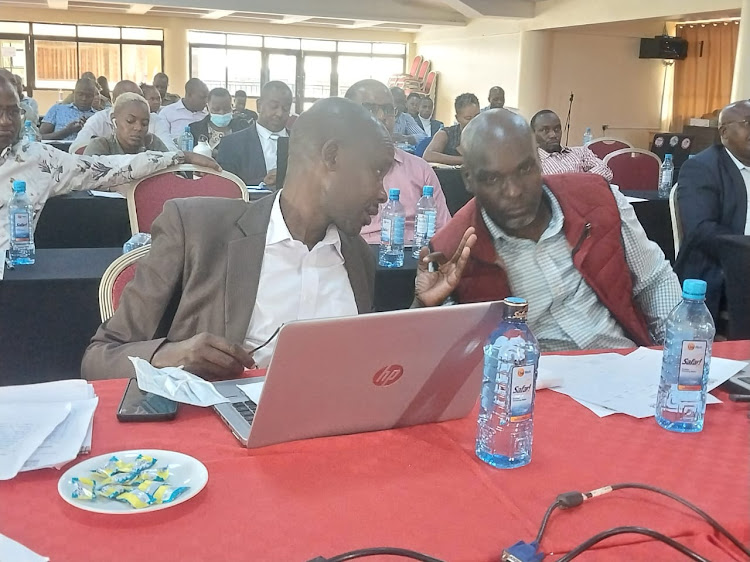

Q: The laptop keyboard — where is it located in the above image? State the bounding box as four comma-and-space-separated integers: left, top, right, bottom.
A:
232, 400, 257, 424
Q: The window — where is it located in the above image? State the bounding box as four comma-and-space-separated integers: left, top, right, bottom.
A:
188, 31, 406, 113
0, 21, 164, 90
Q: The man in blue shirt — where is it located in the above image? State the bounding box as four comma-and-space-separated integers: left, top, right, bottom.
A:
390, 86, 427, 146
40, 78, 97, 141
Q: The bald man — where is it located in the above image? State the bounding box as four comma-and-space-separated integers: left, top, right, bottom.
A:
70, 80, 177, 153
40, 78, 98, 141
217, 81, 293, 186
159, 77, 209, 136
82, 97, 468, 380
482, 86, 505, 111
430, 109, 681, 352
675, 100, 750, 315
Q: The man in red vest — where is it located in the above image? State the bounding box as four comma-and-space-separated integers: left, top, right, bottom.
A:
425, 109, 681, 351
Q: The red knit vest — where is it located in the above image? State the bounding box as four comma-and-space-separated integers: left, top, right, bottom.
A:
430, 173, 654, 346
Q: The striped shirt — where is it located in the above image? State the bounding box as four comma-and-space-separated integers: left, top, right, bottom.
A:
394, 112, 428, 143
481, 185, 681, 352
538, 146, 613, 183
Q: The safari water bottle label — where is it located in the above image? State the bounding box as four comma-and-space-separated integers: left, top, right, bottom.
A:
509, 365, 535, 421
416, 210, 436, 237
381, 218, 392, 243
677, 340, 707, 390
392, 215, 405, 245
11, 210, 30, 241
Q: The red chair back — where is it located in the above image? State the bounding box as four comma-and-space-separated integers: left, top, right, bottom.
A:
408, 56, 423, 77
128, 166, 247, 234
586, 138, 631, 159
112, 263, 137, 312
603, 149, 662, 191
423, 72, 437, 96
417, 59, 431, 82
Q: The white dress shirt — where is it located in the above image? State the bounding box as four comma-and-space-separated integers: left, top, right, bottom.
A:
70, 108, 178, 153
244, 193, 358, 367
481, 185, 681, 351
158, 99, 208, 137
724, 148, 750, 235
418, 116, 433, 136
255, 122, 288, 173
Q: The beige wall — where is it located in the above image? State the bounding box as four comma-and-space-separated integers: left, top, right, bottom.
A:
1, 7, 414, 113
543, 23, 668, 149
416, 26, 521, 124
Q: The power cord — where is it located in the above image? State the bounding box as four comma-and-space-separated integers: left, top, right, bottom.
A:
545, 482, 750, 558
555, 526, 711, 562
307, 547, 445, 562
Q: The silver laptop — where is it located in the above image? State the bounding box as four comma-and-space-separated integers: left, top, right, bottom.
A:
213, 301, 504, 448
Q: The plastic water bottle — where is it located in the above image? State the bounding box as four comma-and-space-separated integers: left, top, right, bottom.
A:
658, 154, 674, 199
655, 279, 715, 433
179, 126, 194, 152
23, 120, 36, 144
8, 180, 35, 266
583, 127, 593, 145
123, 232, 151, 254
412, 185, 437, 258
476, 297, 540, 469
379, 188, 405, 268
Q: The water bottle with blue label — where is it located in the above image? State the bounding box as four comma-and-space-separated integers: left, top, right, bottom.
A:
379, 188, 405, 268
413, 185, 437, 258
179, 126, 194, 152
583, 127, 593, 145
8, 180, 35, 266
476, 297, 539, 469
655, 279, 715, 433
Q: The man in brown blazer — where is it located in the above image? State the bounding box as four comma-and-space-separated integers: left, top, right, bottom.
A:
82, 98, 475, 381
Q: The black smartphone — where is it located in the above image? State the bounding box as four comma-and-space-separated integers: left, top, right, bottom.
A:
117, 378, 178, 422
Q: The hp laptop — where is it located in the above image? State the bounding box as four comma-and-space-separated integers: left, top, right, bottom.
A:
213, 301, 503, 448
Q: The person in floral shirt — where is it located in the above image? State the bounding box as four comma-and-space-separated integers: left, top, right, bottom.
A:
0, 74, 218, 255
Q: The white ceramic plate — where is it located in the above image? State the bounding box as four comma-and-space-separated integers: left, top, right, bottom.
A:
58, 449, 208, 515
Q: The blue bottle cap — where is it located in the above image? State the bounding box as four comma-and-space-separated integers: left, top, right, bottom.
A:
12, 180, 26, 193
682, 279, 706, 299
422, 185, 434, 197
503, 297, 528, 320
664, 154, 673, 160
24, 120, 31, 126
388, 188, 400, 200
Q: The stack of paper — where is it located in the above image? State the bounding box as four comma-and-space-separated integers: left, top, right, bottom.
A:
0, 379, 98, 480
538, 347, 747, 418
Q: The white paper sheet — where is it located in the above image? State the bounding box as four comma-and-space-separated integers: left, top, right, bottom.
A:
237, 381, 265, 404
0, 379, 96, 452
539, 348, 745, 418
0, 402, 71, 480
19, 397, 99, 472
89, 190, 125, 199
130, 356, 229, 407
625, 196, 648, 203
0, 533, 49, 562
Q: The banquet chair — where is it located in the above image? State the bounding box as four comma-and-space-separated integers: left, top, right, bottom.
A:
416, 59, 431, 85
422, 72, 437, 97
668, 183, 683, 256
126, 164, 248, 235
603, 148, 661, 191
408, 55, 423, 77
585, 137, 632, 160
99, 245, 150, 322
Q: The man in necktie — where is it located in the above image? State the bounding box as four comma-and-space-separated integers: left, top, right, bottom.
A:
217, 81, 293, 188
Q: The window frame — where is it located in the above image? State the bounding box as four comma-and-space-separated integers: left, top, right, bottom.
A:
0, 22, 164, 93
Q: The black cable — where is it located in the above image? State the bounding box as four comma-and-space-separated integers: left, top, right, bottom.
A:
535, 499, 562, 544
599, 483, 750, 558
323, 548, 445, 562
555, 526, 711, 562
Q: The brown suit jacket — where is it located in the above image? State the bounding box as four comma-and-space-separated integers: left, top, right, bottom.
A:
81, 194, 375, 380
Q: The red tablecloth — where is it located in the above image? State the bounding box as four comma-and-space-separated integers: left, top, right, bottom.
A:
2, 342, 749, 562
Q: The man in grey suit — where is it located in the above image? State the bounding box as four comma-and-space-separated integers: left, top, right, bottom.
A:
82, 98, 475, 381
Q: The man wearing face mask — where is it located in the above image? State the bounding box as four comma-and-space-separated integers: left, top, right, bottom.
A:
217, 81, 293, 187
189, 88, 249, 158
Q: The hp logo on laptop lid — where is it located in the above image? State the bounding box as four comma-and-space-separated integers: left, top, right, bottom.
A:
373, 365, 404, 387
